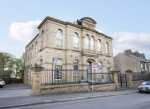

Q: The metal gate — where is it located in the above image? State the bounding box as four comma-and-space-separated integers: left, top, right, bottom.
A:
118, 73, 127, 87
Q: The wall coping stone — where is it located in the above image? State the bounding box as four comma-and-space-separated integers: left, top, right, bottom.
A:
41, 83, 89, 89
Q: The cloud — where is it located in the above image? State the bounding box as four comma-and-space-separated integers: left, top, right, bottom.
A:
9, 20, 41, 42
112, 32, 150, 59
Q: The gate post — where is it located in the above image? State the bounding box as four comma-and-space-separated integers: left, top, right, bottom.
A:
125, 69, 133, 89
31, 64, 44, 95
111, 69, 119, 89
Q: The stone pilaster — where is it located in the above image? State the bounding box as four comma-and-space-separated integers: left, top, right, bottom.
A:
111, 69, 119, 89
125, 69, 133, 89
31, 65, 44, 95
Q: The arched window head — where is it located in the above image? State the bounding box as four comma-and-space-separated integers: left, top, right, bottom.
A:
106, 42, 109, 54
74, 32, 78, 48
98, 39, 101, 52
90, 36, 94, 50
56, 29, 63, 46
85, 35, 89, 49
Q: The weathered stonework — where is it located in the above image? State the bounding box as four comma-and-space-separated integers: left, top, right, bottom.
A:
24, 16, 114, 85
89, 83, 116, 92
132, 80, 144, 89
125, 69, 133, 89
41, 83, 90, 95
40, 83, 116, 95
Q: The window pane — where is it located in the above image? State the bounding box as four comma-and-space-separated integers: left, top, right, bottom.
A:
106, 42, 109, 54
57, 30, 62, 39
56, 39, 62, 45
98, 63, 102, 73
91, 37, 94, 50
73, 60, 78, 76
85, 36, 89, 49
98, 40, 101, 51
74, 33, 78, 47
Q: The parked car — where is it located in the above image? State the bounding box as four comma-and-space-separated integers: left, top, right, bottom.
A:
0, 79, 5, 88
138, 81, 150, 93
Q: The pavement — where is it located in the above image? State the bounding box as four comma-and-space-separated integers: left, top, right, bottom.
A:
0, 84, 138, 109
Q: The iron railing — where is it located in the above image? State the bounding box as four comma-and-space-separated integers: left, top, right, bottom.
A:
41, 69, 87, 86
87, 73, 113, 85
132, 72, 150, 81
41, 68, 113, 86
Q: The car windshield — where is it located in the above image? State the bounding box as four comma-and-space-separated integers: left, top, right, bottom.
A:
142, 82, 150, 85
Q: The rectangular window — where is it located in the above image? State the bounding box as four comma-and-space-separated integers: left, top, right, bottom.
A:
73, 60, 78, 76
54, 65, 62, 79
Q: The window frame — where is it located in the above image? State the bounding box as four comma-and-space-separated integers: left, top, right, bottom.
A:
90, 36, 94, 50
85, 35, 89, 49
74, 32, 79, 48
56, 29, 63, 46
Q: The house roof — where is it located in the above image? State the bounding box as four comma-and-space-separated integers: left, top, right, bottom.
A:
124, 53, 150, 63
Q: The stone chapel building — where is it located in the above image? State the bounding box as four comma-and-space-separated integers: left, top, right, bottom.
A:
24, 16, 114, 85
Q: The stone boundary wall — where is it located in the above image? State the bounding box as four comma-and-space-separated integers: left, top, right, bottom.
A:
89, 83, 116, 92
132, 80, 144, 89
40, 83, 116, 95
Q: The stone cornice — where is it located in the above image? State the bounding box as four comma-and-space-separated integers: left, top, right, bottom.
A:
26, 34, 39, 48
37, 16, 113, 40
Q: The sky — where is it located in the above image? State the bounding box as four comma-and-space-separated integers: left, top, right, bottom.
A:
0, 0, 150, 59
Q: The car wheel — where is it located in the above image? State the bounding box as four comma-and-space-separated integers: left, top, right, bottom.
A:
0, 85, 3, 88
139, 90, 142, 93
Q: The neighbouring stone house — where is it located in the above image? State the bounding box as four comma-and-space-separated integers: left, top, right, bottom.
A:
24, 16, 114, 85
114, 49, 150, 73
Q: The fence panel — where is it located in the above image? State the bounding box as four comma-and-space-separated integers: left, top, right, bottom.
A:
132, 72, 150, 81
41, 69, 87, 86
87, 73, 113, 85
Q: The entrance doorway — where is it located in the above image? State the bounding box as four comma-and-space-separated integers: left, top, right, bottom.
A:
87, 61, 92, 80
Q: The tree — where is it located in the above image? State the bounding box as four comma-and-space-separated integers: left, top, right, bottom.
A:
0, 52, 17, 78
16, 53, 25, 78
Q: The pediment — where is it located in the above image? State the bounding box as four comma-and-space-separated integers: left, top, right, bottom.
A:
81, 17, 97, 24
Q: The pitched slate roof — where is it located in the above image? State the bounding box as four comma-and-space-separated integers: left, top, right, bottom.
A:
124, 53, 150, 62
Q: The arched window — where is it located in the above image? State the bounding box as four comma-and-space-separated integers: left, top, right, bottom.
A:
90, 36, 94, 50
73, 60, 78, 76
28, 47, 30, 60
32, 45, 34, 58
74, 32, 78, 48
98, 62, 102, 73
106, 42, 109, 54
145, 63, 148, 71
41, 35, 44, 48
56, 29, 63, 46
98, 39, 101, 52
85, 35, 89, 49
141, 63, 144, 71
35, 42, 38, 56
